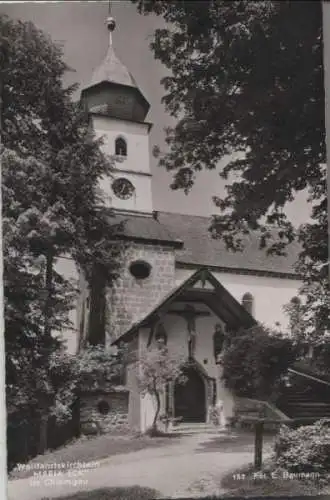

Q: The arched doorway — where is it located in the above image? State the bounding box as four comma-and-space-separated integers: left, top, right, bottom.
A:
174, 365, 206, 423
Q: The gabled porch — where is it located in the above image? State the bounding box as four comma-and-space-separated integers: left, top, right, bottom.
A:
113, 268, 257, 430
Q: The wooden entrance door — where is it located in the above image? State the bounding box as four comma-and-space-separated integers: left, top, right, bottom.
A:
174, 366, 206, 422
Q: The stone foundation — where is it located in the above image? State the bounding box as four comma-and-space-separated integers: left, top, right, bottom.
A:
80, 388, 129, 435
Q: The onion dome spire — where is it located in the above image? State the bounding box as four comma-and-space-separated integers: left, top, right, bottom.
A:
81, 1, 150, 121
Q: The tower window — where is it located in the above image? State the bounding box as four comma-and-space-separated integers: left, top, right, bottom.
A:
242, 292, 254, 316
115, 137, 127, 156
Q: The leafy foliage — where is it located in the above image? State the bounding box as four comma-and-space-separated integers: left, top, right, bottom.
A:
135, 345, 186, 431
221, 325, 299, 400
275, 419, 330, 473
46, 345, 125, 425
132, 0, 324, 247
132, 0, 328, 334
8, 344, 124, 425
74, 344, 125, 393
1, 13, 123, 460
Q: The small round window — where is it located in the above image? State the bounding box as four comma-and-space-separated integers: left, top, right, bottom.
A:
129, 260, 151, 280
97, 400, 110, 415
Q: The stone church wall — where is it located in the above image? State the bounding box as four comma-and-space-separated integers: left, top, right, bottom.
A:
107, 242, 176, 342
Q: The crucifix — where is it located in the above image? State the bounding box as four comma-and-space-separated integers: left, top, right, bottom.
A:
167, 305, 210, 358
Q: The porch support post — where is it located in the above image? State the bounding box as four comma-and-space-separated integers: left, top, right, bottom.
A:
168, 381, 174, 419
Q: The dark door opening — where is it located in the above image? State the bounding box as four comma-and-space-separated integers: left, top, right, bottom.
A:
174, 366, 206, 423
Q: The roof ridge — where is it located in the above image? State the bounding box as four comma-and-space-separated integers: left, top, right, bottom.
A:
158, 210, 211, 220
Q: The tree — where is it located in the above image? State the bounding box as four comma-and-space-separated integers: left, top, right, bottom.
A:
6, 345, 125, 470
73, 344, 125, 393
47, 344, 125, 427
131, 0, 328, 334
221, 325, 299, 401
1, 14, 123, 457
135, 344, 186, 434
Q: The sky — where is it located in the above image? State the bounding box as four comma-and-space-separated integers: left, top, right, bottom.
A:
0, 0, 311, 224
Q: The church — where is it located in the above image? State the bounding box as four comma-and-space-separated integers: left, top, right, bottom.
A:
72, 15, 303, 433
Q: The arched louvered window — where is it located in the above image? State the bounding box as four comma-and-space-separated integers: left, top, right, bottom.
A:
289, 296, 302, 337
242, 292, 254, 316
115, 137, 127, 156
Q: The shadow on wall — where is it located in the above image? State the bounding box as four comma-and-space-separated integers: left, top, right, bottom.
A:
41, 486, 161, 499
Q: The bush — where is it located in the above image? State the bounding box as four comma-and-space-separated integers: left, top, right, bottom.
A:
222, 325, 298, 400
275, 419, 330, 473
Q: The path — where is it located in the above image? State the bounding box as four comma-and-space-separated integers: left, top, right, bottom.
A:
7, 429, 275, 499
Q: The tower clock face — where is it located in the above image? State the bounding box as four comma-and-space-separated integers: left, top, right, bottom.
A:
112, 177, 135, 200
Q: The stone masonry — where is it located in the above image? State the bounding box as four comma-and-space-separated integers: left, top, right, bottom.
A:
80, 389, 129, 435
107, 242, 176, 343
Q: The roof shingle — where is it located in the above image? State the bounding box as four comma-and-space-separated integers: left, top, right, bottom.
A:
158, 212, 301, 275
110, 211, 301, 276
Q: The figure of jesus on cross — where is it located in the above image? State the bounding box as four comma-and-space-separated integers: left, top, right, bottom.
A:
168, 305, 210, 359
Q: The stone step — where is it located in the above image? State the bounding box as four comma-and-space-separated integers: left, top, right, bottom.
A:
285, 407, 330, 413
285, 393, 330, 399
170, 422, 227, 434
286, 402, 330, 407
284, 409, 330, 417
285, 398, 329, 402
287, 408, 330, 413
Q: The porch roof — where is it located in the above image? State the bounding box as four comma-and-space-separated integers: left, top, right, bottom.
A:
112, 267, 257, 345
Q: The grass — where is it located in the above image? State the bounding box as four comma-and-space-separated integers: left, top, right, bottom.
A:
10, 432, 180, 480
41, 486, 161, 499
220, 460, 330, 497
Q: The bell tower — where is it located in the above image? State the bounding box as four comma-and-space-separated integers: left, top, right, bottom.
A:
81, 10, 153, 214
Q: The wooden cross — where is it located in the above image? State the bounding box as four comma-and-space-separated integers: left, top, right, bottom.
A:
167, 305, 210, 357
168, 305, 210, 327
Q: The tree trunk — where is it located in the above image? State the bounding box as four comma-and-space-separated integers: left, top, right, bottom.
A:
44, 252, 53, 338
37, 414, 48, 456
88, 264, 106, 345
38, 252, 54, 455
152, 389, 161, 431
0, 61, 3, 133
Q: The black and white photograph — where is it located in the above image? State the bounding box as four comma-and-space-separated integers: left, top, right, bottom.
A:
1, 1, 329, 499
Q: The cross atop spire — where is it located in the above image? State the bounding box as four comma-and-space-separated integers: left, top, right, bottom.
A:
106, 0, 116, 47
88, 4, 136, 89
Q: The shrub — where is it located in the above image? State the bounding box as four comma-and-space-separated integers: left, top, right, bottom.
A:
275, 419, 330, 473
135, 345, 186, 432
222, 325, 298, 400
